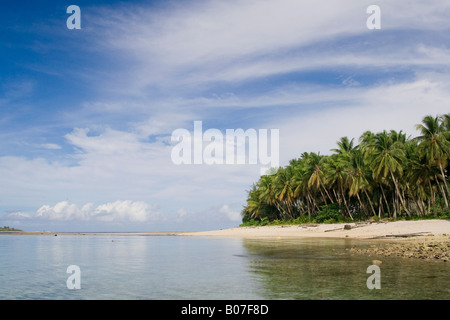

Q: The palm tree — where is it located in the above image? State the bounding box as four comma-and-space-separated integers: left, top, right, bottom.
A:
274, 166, 296, 219
366, 130, 411, 218
291, 156, 318, 218
305, 152, 334, 205
258, 175, 276, 207
415, 115, 450, 206
347, 149, 377, 217
331, 136, 356, 155
408, 153, 441, 216
241, 113, 449, 225
323, 154, 353, 219
244, 184, 263, 220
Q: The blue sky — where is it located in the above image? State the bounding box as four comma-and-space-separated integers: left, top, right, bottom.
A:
1, 0, 450, 232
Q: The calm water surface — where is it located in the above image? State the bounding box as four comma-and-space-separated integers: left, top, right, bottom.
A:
0, 234, 448, 300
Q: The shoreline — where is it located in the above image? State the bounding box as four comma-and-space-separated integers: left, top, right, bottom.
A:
1, 219, 449, 239
178, 219, 450, 239
0, 231, 185, 236
179, 219, 450, 262
2, 220, 449, 261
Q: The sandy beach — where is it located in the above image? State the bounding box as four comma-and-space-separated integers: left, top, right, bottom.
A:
180, 219, 450, 239
2, 220, 449, 239
180, 219, 450, 261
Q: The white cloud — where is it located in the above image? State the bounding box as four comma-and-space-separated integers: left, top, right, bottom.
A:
34, 200, 158, 222
36, 202, 87, 221
84, 0, 450, 94
93, 200, 156, 222
7, 211, 31, 219
275, 75, 450, 164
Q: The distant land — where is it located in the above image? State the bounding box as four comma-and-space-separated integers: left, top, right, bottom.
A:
0, 226, 22, 232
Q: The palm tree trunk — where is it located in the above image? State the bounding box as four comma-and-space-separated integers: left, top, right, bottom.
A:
401, 188, 411, 217
321, 183, 334, 204
428, 180, 437, 217
305, 195, 312, 218
332, 188, 339, 204
379, 183, 392, 217
296, 199, 303, 216
318, 188, 327, 205
410, 188, 425, 217
378, 195, 383, 218
307, 191, 320, 214
420, 192, 427, 216
439, 163, 450, 198
363, 189, 377, 216
435, 174, 449, 209
393, 196, 397, 219
340, 184, 353, 220
418, 190, 427, 216
287, 199, 296, 219
389, 169, 412, 217
356, 192, 368, 216
274, 201, 289, 219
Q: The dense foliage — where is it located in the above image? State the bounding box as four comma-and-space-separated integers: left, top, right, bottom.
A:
241, 114, 450, 225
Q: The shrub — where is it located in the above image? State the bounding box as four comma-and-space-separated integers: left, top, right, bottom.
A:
315, 203, 342, 223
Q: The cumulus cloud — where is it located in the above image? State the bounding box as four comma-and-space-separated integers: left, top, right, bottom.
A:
33, 200, 158, 222
93, 200, 155, 222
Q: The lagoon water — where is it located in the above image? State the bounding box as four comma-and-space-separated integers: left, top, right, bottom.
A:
0, 234, 448, 300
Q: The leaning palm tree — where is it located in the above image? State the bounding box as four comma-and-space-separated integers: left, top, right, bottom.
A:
415, 115, 450, 205
273, 166, 296, 219
366, 130, 411, 218
323, 153, 353, 219
408, 154, 441, 216
291, 156, 318, 218
305, 152, 334, 205
258, 172, 290, 219
347, 149, 377, 217
244, 184, 263, 220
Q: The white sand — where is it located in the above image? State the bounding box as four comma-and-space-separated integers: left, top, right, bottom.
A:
179, 219, 450, 239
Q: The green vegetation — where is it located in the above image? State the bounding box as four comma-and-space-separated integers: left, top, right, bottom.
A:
0, 226, 22, 231
241, 114, 450, 226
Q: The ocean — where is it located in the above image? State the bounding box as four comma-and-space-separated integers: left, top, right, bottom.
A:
0, 234, 448, 300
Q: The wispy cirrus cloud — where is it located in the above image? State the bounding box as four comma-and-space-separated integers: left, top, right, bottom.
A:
81, 0, 450, 94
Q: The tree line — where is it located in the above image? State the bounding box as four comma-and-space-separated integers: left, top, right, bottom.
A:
0, 226, 22, 231
241, 114, 450, 224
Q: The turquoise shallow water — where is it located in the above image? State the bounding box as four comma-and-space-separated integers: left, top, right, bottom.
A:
0, 234, 448, 300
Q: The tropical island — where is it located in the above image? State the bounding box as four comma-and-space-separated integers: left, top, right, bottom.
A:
241, 113, 450, 225
183, 114, 450, 262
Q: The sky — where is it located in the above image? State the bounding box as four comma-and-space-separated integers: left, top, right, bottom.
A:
1, 0, 450, 232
